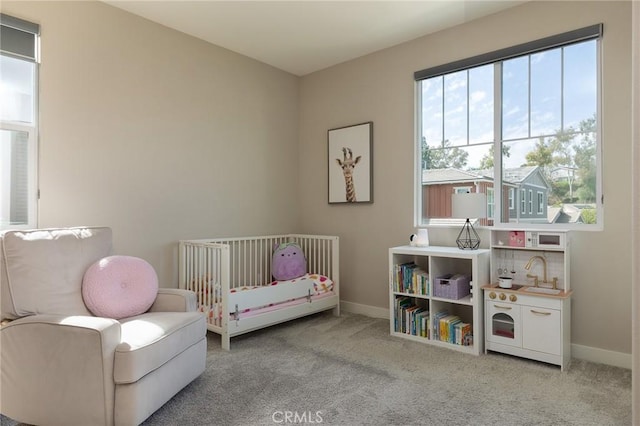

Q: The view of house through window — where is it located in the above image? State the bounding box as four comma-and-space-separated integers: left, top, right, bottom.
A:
416, 27, 601, 228
0, 15, 40, 230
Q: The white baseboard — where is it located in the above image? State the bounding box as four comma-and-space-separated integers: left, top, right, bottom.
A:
340, 301, 632, 369
340, 300, 388, 319
571, 343, 631, 369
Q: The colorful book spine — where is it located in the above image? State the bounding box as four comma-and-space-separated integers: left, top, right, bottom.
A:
394, 296, 430, 338
432, 311, 448, 341
453, 322, 472, 345
393, 263, 429, 295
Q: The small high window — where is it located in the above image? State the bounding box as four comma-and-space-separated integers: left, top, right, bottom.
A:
1, 14, 40, 230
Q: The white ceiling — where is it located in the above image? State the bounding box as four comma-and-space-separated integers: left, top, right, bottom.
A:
105, 1, 525, 76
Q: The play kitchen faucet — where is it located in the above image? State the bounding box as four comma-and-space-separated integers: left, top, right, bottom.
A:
524, 255, 558, 289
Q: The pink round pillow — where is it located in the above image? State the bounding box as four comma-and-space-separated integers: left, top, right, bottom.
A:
82, 255, 158, 319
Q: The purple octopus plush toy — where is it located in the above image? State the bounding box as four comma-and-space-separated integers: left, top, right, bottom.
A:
272, 242, 307, 281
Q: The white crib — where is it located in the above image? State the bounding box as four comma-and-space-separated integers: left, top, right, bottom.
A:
179, 234, 340, 350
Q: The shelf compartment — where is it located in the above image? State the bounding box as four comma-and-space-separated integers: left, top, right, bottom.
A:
431, 302, 474, 347
390, 254, 430, 296
393, 295, 429, 338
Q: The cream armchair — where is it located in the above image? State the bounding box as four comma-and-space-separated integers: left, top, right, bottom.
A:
0, 227, 207, 426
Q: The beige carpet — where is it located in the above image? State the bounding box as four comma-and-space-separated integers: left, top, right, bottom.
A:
143, 311, 631, 425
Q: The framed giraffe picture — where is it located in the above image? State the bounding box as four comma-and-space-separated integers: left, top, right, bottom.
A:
328, 121, 373, 204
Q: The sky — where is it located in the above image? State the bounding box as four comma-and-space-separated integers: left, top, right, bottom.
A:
420, 39, 597, 170
0, 55, 36, 123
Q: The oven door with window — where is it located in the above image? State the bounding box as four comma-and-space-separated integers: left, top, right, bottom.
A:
486, 300, 521, 348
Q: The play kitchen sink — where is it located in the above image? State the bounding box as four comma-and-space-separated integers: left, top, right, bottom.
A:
522, 286, 562, 295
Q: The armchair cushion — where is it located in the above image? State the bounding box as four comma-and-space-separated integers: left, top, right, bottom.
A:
1, 227, 112, 319
82, 256, 158, 319
114, 312, 205, 384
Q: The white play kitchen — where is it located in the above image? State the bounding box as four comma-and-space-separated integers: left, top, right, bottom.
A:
482, 229, 571, 370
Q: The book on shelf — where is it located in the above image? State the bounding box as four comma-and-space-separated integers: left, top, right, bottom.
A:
393, 262, 430, 295
415, 309, 430, 338
432, 311, 449, 341
429, 311, 472, 346
394, 296, 412, 333
438, 315, 460, 343
404, 305, 420, 334
393, 296, 429, 337
454, 322, 472, 345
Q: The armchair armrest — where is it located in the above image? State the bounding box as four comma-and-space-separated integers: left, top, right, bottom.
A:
0, 314, 121, 426
148, 288, 197, 313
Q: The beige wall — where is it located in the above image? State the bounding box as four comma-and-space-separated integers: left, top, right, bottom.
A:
2, 1, 301, 286
299, 1, 633, 355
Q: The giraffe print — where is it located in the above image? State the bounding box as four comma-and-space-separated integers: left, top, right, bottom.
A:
336, 147, 361, 202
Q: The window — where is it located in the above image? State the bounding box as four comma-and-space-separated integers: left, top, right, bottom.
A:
537, 192, 544, 214
1, 14, 39, 230
487, 187, 495, 219
415, 25, 602, 228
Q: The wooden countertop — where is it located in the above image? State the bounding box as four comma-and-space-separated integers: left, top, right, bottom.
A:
481, 283, 572, 299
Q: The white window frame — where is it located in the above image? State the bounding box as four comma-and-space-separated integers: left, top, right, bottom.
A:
0, 124, 37, 229
1, 14, 40, 231
414, 24, 603, 230
537, 191, 544, 214
487, 187, 495, 218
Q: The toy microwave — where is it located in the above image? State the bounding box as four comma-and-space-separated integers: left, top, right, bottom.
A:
509, 231, 565, 249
